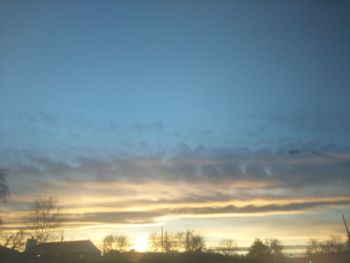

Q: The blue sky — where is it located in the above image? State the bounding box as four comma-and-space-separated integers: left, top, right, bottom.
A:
1, 0, 350, 155
1, 0, 350, 250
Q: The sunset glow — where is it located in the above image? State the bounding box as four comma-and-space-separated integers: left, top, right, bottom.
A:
133, 236, 149, 252
1, 0, 350, 257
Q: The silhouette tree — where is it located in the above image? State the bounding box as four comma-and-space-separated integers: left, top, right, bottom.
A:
148, 231, 184, 252
1, 230, 27, 250
103, 234, 130, 253
164, 231, 185, 252
148, 230, 205, 253
306, 237, 346, 257
171, 232, 185, 252
267, 238, 284, 261
30, 197, 61, 243
163, 231, 172, 252
247, 238, 272, 259
103, 234, 115, 253
218, 239, 238, 256
321, 236, 346, 254
116, 235, 129, 251
148, 232, 162, 252
306, 239, 322, 257
183, 230, 205, 252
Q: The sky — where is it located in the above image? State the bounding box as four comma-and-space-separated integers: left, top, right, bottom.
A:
1, 0, 350, 252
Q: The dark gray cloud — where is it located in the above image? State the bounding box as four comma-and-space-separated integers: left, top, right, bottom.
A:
61, 211, 162, 224
5, 199, 349, 231
3, 211, 160, 227
5, 145, 350, 189
168, 200, 350, 215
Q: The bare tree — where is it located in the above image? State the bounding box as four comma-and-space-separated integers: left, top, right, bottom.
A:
148, 230, 205, 253
115, 235, 129, 251
183, 230, 205, 252
321, 236, 346, 254
267, 238, 284, 261
306, 236, 346, 257
163, 231, 185, 252
168, 232, 185, 252
306, 239, 322, 257
148, 232, 162, 252
102, 234, 130, 253
31, 197, 61, 243
148, 231, 186, 252
1, 230, 28, 250
103, 234, 115, 253
174, 232, 186, 252
218, 239, 238, 256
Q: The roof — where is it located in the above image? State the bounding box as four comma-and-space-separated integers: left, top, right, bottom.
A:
30, 240, 100, 255
0, 246, 21, 256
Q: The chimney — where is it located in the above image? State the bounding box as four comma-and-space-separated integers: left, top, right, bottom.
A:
25, 237, 37, 252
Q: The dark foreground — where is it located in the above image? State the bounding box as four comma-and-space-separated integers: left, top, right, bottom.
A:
101, 252, 350, 263
1, 251, 350, 263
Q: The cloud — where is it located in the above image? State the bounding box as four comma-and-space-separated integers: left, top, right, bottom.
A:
167, 199, 350, 215
1, 145, 349, 231
127, 121, 164, 133
5, 145, 350, 194
60, 211, 162, 225
3, 197, 350, 231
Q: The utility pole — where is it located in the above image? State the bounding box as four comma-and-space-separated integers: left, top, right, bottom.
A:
343, 214, 350, 249
161, 226, 164, 252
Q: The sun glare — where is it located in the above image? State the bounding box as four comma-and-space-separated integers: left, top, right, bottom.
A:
133, 236, 149, 252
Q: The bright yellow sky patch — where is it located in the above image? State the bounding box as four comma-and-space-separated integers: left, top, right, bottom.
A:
133, 235, 149, 252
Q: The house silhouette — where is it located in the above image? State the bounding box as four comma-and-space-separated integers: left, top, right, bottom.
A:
25, 239, 100, 262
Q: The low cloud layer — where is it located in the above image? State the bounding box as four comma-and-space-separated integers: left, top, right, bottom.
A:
1, 146, 350, 231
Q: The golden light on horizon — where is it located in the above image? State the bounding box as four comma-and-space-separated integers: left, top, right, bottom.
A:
133, 235, 149, 252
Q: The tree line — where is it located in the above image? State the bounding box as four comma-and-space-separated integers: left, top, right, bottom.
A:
101, 229, 350, 261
